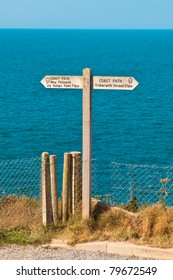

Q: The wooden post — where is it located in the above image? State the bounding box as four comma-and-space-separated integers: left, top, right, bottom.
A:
82, 68, 92, 219
62, 152, 71, 222
50, 155, 58, 225
41, 152, 52, 227
70, 152, 82, 216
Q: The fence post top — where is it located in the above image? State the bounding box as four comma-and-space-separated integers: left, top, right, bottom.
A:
70, 151, 81, 155
50, 154, 56, 157
50, 155, 56, 164
42, 152, 49, 159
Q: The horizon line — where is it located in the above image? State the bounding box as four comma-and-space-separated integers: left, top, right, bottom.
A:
0, 27, 173, 30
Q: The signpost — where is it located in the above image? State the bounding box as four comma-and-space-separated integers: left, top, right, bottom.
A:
41, 68, 139, 219
41, 76, 83, 89
93, 76, 139, 90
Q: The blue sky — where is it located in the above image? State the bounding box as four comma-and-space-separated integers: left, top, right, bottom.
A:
0, 0, 172, 29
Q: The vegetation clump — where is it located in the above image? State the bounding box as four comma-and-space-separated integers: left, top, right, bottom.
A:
0, 195, 52, 245
1, 196, 173, 248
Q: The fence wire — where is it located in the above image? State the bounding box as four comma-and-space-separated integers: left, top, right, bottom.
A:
92, 160, 173, 208
0, 157, 42, 228
0, 157, 41, 199
1, 155, 173, 228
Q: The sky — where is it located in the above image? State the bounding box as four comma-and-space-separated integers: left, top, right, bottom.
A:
0, 0, 173, 29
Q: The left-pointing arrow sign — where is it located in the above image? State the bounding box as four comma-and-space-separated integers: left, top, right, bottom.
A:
40, 75, 83, 89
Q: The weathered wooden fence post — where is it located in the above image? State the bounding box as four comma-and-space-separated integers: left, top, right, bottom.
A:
50, 155, 58, 225
42, 152, 52, 227
62, 152, 72, 222
70, 151, 82, 216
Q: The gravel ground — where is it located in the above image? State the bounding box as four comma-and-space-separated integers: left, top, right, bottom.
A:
0, 245, 150, 260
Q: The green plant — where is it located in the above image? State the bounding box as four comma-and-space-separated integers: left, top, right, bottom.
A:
0, 227, 53, 246
125, 195, 139, 213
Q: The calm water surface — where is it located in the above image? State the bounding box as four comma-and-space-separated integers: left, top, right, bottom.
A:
0, 29, 173, 167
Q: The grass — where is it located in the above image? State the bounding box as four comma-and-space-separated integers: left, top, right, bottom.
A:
1, 196, 173, 248
0, 195, 52, 245
53, 200, 173, 248
0, 228, 52, 245
0, 195, 42, 229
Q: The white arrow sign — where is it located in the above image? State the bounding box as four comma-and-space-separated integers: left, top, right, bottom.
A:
41, 75, 139, 91
93, 76, 139, 90
41, 75, 83, 89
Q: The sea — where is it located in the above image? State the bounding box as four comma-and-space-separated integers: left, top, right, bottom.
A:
0, 29, 173, 202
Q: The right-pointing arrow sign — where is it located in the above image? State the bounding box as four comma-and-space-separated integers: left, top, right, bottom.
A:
93, 76, 139, 90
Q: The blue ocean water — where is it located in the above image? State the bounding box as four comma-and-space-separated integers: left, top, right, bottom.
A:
0, 29, 173, 176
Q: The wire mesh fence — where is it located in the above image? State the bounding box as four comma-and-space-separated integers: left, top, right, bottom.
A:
0, 157, 41, 199
1, 154, 173, 228
0, 157, 42, 228
92, 160, 173, 209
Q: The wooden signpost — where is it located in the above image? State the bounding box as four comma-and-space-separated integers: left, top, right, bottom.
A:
41, 68, 139, 219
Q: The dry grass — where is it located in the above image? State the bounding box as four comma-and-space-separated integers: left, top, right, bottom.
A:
1, 196, 173, 248
54, 200, 173, 248
0, 195, 52, 245
0, 195, 42, 230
